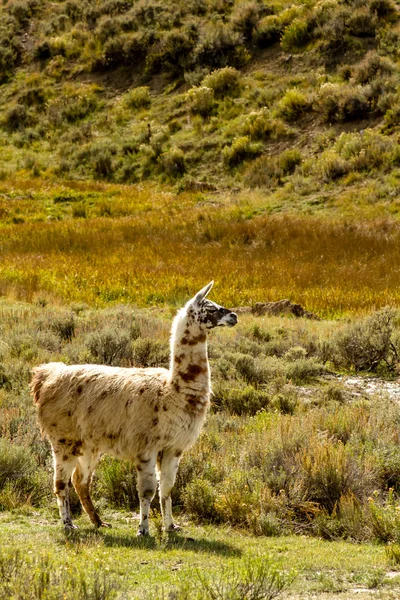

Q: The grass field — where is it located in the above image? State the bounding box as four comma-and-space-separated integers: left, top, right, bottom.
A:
0, 511, 399, 599
2, 178, 400, 315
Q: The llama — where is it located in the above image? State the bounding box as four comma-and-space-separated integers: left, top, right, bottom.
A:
30, 282, 237, 534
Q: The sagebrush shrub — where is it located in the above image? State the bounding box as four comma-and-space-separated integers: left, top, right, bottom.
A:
201, 67, 241, 99
276, 88, 310, 121
333, 307, 398, 372
281, 17, 312, 51
222, 136, 261, 168
125, 86, 151, 109
159, 147, 185, 179
255, 15, 282, 47
86, 327, 132, 365
183, 478, 218, 521
186, 86, 214, 117
316, 83, 370, 122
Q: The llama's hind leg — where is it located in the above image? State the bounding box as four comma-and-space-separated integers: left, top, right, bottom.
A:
72, 451, 111, 528
158, 451, 181, 532
53, 451, 78, 529
136, 454, 157, 536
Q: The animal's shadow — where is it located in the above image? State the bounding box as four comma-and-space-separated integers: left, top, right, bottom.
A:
63, 528, 241, 557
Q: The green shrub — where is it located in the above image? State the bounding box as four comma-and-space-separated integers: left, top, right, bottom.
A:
0, 439, 49, 509
91, 147, 115, 179
222, 136, 261, 168
276, 88, 310, 121
2, 104, 30, 132
201, 67, 241, 99
351, 50, 395, 84
333, 307, 398, 372
285, 357, 325, 384
244, 148, 301, 188
86, 327, 132, 365
50, 312, 75, 341
213, 383, 271, 415
0, 364, 11, 390
254, 15, 282, 47
281, 17, 312, 51
230, 1, 262, 43
159, 147, 185, 179
94, 456, 138, 509
316, 83, 370, 122
124, 86, 151, 109
186, 86, 214, 117
346, 8, 376, 37
132, 337, 169, 367
183, 478, 218, 521
194, 556, 295, 600
192, 22, 249, 71
242, 109, 289, 141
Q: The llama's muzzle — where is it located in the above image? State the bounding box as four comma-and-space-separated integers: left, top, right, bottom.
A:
226, 312, 238, 326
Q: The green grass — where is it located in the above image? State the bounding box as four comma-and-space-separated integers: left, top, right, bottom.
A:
0, 510, 398, 599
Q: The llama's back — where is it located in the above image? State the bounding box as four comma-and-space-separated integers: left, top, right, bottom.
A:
31, 362, 170, 457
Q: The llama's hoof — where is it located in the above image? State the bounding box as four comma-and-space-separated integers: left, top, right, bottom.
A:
137, 529, 149, 537
64, 523, 79, 531
99, 521, 112, 528
167, 524, 181, 533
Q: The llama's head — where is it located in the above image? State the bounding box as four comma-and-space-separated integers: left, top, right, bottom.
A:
187, 281, 238, 329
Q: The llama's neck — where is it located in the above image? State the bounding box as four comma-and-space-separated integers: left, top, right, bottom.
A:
169, 307, 210, 396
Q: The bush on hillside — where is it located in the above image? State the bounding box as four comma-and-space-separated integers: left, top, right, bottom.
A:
222, 136, 262, 168
201, 67, 241, 99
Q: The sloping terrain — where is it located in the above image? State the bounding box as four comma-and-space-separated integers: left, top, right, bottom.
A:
0, 0, 399, 204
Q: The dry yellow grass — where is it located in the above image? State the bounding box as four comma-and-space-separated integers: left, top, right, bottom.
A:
0, 179, 399, 315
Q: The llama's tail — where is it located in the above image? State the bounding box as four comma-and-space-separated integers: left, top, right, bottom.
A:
30, 362, 65, 406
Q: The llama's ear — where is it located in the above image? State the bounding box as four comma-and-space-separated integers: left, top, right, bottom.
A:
193, 281, 214, 304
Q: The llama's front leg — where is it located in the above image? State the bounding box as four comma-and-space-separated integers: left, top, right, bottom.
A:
136, 455, 157, 536
159, 451, 181, 532
53, 451, 78, 529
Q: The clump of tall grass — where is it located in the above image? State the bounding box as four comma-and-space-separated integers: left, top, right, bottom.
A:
0, 549, 123, 600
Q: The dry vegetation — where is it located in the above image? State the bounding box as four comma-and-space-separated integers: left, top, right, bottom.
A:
1, 179, 400, 315
2, 299, 400, 544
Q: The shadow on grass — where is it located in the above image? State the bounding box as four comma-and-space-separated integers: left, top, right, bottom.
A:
61, 528, 241, 556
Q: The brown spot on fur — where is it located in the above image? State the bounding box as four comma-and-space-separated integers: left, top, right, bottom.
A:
136, 465, 142, 471
154, 404, 159, 412
175, 450, 183, 458
77, 385, 83, 394
71, 440, 83, 456
180, 364, 206, 382
163, 404, 168, 411
67, 411, 72, 417
63, 455, 69, 461
181, 338, 188, 345
174, 382, 180, 393
139, 387, 145, 394
143, 515, 148, 520
174, 355, 182, 364
184, 328, 190, 335
51, 423, 56, 427
88, 405, 93, 414
55, 480, 66, 492
153, 417, 159, 426
188, 333, 206, 345
142, 489, 154, 499
58, 438, 66, 444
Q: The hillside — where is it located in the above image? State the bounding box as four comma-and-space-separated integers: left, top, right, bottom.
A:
0, 0, 399, 202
